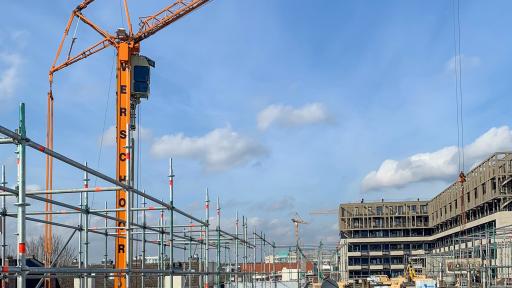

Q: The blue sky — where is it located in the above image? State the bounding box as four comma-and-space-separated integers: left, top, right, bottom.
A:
2, 0, 512, 259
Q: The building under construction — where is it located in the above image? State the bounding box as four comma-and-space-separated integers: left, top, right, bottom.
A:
339, 152, 512, 287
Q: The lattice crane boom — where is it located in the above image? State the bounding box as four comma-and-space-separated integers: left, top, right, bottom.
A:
309, 208, 337, 215
135, 0, 210, 42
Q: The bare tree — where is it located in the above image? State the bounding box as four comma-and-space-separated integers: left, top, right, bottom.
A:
26, 234, 76, 267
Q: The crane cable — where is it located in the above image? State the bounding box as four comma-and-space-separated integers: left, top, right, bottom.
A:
93, 52, 116, 191
452, 0, 465, 172
452, 0, 467, 230
66, 17, 81, 60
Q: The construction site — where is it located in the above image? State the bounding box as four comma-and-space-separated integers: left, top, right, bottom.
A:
0, 0, 511, 288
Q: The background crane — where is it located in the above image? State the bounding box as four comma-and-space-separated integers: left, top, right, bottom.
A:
291, 212, 308, 245
46, 1, 210, 287
309, 208, 337, 215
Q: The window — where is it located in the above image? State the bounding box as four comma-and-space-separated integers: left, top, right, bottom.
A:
410, 205, 417, 214
474, 188, 478, 200
397, 206, 403, 215
354, 208, 359, 215
420, 205, 428, 214
376, 206, 383, 215
455, 200, 457, 209
482, 183, 487, 195
449, 203, 452, 213
467, 192, 470, 203
370, 244, 381, 251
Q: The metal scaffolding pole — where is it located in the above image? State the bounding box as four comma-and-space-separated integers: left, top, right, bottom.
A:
158, 211, 164, 288
104, 201, 108, 288
125, 127, 133, 288
188, 220, 192, 288
16, 103, 27, 288
199, 224, 204, 288
272, 241, 276, 288
235, 210, 239, 287
253, 228, 256, 287
141, 196, 146, 288
216, 196, 221, 287
1, 165, 7, 288
84, 162, 90, 288
243, 216, 247, 288
78, 175, 84, 287
169, 158, 174, 288
205, 188, 210, 288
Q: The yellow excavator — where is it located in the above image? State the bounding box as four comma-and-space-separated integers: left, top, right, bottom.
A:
388, 262, 421, 288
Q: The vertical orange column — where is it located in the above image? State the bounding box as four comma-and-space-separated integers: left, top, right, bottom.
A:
115, 41, 131, 288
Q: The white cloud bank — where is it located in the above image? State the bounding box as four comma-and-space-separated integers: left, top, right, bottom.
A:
151, 127, 267, 171
0, 52, 22, 99
257, 102, 331, 131
362, 126, 512, 192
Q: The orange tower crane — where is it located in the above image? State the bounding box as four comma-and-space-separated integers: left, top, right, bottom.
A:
46, 1, 210, 287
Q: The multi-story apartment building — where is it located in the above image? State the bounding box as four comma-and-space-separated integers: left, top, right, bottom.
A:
339, 200, 432, 278
338, 152, 512, 281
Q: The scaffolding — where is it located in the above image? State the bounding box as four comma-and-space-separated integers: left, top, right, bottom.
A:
0, 103, 283, 287
424, 223, 512, 288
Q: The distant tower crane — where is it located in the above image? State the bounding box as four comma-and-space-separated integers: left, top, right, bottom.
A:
291, 212, 308, 245
46, 1, 210, 288
309, 208, 337, 215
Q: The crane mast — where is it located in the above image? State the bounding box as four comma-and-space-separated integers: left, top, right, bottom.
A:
46, 1, 210, 288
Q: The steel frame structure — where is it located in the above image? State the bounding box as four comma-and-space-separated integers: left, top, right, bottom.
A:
423, 224, 512, 288
0, 104, 280, 288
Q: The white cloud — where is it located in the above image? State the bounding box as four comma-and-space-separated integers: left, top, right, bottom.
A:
445, 55, 480, 73
362, 126, 512, 192
257, 102, 331, 131
464, 127, 512, 160
0, 52, 22, 99
99, 125, 152, 146
151, 127, 267, 171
